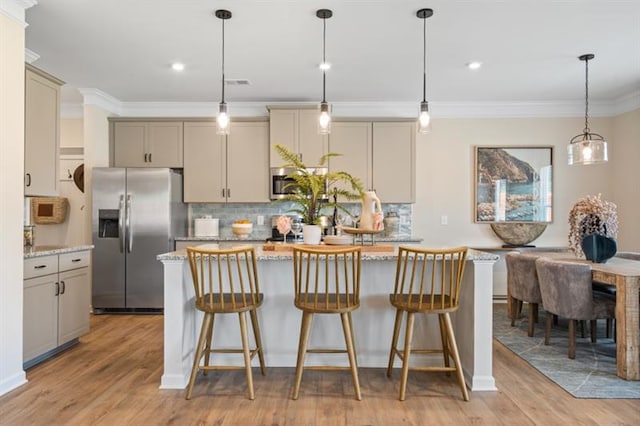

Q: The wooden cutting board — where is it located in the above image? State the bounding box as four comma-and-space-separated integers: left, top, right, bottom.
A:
262, 243, 396, 252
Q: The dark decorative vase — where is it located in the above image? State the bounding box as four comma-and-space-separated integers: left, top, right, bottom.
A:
581, 234, 617, 263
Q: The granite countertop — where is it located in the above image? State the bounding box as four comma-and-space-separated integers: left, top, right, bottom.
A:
175, 235, 423, 243
158, 245, 498, 262
24, 245, 94, 259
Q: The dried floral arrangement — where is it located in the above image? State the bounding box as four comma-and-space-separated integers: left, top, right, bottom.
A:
568, 194, 618, 257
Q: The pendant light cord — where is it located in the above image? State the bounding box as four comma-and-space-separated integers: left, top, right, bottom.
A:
221, 17, 226, 104
583, 57, 590, 134
322, 16, 327, 103
422, 16, 427, 103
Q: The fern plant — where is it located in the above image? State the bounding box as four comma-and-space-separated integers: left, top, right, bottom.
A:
273, 144, 364, 225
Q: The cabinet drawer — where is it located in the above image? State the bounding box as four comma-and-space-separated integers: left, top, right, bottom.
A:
59, 251, 91, 272
24, 256, 58, 279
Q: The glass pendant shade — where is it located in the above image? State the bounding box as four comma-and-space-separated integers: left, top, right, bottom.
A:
418, 101, 431, 133
318, 102, 331, 134
216, 102, 230, 135
317, 9, 332, 135
567, 137, 608, 165
568, 53, 608, 165
417, 9, 434, 135
215, 9, 232, 136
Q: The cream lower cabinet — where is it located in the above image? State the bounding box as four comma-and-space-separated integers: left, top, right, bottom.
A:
112, 121, 183, 167
269, 108, 328, 166
23, 251, 91, 367
183, 121, 269, 203
329, 121, 416, 203
25, 65, 63, 196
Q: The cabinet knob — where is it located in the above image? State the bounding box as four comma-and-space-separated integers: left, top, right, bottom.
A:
60, 281, 66, 295
227, 188, 231, 198
55, 282, 60, 296
34, 265, 47, 269
144, 153, 148, 162
25, 173, 31, 187
149, 153, 152, 162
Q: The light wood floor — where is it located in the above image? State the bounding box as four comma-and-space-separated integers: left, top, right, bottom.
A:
1, 306, 638, 425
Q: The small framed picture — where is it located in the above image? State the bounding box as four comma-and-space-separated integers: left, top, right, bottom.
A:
474, 146, 553, 223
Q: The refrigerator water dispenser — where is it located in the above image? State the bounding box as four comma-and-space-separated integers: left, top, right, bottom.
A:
98, 209, 119, 238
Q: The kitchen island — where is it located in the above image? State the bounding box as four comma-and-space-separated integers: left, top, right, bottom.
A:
157, 245, 498, 392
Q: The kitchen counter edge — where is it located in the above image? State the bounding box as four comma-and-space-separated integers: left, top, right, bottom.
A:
24, 245, 94, 259
158, 246, 498, 262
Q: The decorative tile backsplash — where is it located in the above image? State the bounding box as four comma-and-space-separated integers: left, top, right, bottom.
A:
190, 202, 412, 237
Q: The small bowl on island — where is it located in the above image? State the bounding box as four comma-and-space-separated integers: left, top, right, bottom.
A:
231, 220, 253, 239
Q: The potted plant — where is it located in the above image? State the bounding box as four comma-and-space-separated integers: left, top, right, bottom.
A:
273, 144, 363, 242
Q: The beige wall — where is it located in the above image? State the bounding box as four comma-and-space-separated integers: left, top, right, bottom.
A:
34, 118, 86, 246
611, 108, 640, 250
413, 116, 614, 248
0, 11, 27, 395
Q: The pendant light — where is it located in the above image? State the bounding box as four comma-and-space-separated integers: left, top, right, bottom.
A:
417, 8, 433, 134
567, 54, 608, 165
215, 9, 232, 135
317, 9, 333, 135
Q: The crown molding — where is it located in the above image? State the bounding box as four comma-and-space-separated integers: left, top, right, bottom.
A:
77, 88, 122, 115
61, 90, 640, 120
24, 48, 39, 63
609, 89, 640, 116
0, 0, 37, 26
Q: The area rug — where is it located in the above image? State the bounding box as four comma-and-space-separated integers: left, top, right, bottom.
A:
493, 305, 640, 399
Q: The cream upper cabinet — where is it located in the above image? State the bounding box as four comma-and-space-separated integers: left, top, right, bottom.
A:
112, 121, 183, 167
269, 108, 327, 166
25, 65, 63, 196
329, 121, 415, 203
372, 122, 416, 203
226, 122, 269, 202
328, 122, 371, 196
184, 121, 269, 203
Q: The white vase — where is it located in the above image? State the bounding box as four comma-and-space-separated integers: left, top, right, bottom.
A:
302, 224, 322, 245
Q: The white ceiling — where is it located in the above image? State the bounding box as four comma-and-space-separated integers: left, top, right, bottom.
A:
25, 0, 640, 113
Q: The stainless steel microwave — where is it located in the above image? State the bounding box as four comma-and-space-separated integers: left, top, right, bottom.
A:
270, 167, 329, 200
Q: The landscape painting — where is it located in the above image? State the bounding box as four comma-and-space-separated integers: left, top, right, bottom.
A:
475, 146, 553, 223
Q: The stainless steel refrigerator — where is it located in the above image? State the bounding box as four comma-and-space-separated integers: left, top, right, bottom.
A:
92, 168, 186, 313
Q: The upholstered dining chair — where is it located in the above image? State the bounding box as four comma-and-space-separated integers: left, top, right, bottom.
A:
291, 246, 363, 400
387, 246, 469, 401
535, 258, 616, 359
185, 245, 266, 400
505, 252, 542, 337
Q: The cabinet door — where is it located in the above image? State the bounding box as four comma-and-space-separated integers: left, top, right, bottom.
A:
269, 109, 298, 166
23, 274, 58, 362
298, 110, 328, 165
147, 122, 183, 167
372, 122, 416, 203
58, 267, 91, 345
113, 122, 146, 167
227, 122, 270, 202
183, 122, 226, 202
25, 68, 60, 196
329, 122, 372, 195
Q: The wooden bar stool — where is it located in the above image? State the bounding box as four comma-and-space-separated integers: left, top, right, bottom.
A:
185, 245, 266, 400
291, 246, 362, 400
386, 246, 469, 401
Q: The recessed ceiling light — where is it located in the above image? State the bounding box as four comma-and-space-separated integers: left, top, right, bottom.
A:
171, 62, 185, 72
466, 61, 482, 70
319, 62, 331, 71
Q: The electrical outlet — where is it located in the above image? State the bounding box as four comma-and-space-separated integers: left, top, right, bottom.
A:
441, 215, 448, 225
257, 215, 264, 226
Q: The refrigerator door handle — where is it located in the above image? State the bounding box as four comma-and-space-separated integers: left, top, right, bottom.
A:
118, 195, 125, 253
126, 194, 133, 253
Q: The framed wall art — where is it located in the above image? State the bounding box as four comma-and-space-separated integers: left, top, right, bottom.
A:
474, 146, 553, 223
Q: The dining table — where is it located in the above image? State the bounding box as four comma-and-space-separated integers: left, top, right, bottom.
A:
514, 252, 640, 380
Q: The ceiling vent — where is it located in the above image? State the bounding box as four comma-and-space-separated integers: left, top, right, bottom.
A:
224, 79, 250, 86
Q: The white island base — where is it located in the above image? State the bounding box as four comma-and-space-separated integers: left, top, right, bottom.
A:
158, 247, 498, 392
